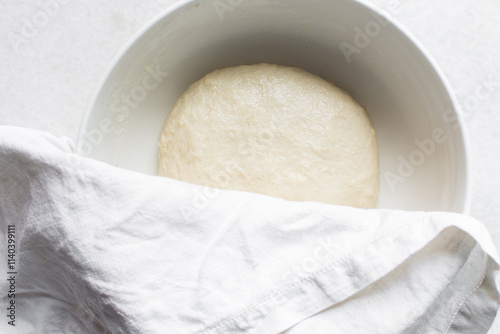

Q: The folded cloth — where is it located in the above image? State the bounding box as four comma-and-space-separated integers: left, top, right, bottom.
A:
0, 126, 499, 334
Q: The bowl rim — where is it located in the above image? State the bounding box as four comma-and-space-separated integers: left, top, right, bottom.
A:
77, 0, 471, 214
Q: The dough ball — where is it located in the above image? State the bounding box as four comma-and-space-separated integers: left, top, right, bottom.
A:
158, 63, 379, 208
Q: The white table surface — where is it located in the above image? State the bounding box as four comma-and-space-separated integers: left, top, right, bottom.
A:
1, 0, 499, 332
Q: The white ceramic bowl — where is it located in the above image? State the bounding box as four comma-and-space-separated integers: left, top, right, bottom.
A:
77, 0, 470, 213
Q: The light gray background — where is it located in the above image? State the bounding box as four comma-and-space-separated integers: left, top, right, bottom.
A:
1, 0, 499, 332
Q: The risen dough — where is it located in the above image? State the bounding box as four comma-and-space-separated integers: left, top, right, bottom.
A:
158, 63, 379, 208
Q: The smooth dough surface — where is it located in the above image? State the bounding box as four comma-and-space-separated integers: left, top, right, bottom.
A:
158, 64, 379, 208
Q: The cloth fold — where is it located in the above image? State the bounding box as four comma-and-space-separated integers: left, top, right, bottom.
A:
0, 126, 498, 334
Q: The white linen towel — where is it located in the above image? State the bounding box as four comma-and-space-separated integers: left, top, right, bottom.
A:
0, 126, 499, 334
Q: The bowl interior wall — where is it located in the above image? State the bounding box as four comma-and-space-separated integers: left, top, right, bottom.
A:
81, 0, 468, 212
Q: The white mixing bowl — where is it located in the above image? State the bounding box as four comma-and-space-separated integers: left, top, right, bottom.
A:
77, 0, 470, 213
